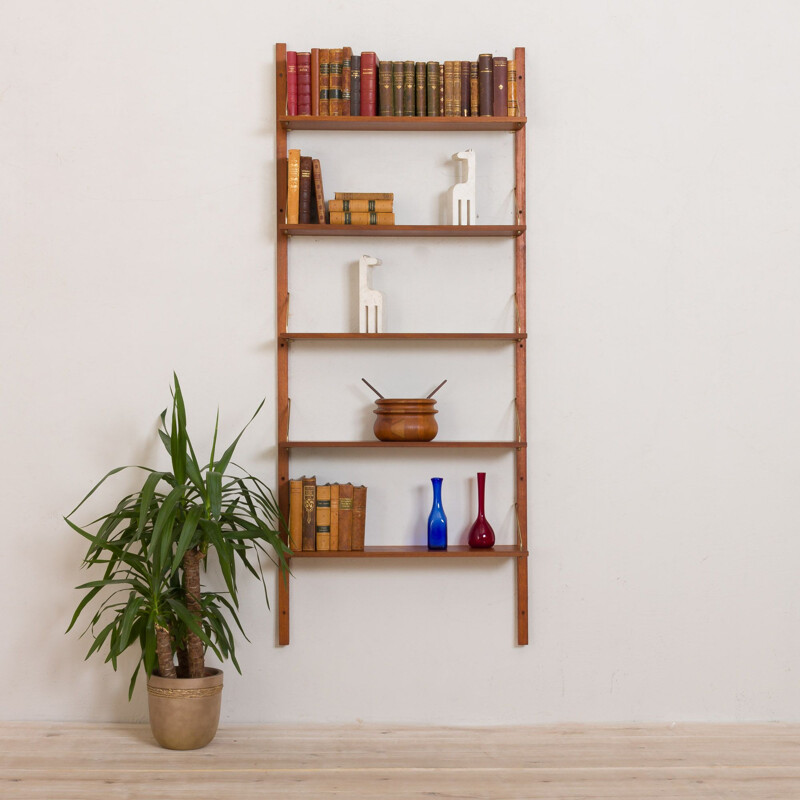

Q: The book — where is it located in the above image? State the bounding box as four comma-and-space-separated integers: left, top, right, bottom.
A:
460, 61, 470, 117
444, 61, 457, 117
328, 199, 393, 213
334, 192, 394, 200
301, 476, 316, 551
329, 211, 395, 225
360, 52, 377, 116
297, 52, 311, 115
378, 60, 393, 115
329, 48, 343, 116
330, 483, 339, 550
288, 478, 302, 551
350, 54, 361, 116
352, 485, 367, 551
439, 62, 444, 115
403, 61, 415, 116
316, 484, 331, 551
319, 48, 330, 115
342, 47, 352, 116
426, 62, 439, 117
392, 61, 403, 116
492, 56, 508, 118
337, 483, 353, 551
311, 48, 320, 116
287, 149, 300, 224
478, 53, 492, 115
286, 51, 297, 116
298, 156, 314, 224
415, 62, 426, 116
312, 158, 326, 224
507, 58, 518, 117
470, 61, 479, 116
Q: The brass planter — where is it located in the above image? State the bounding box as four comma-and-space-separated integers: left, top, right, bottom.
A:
147, 668, 223, 750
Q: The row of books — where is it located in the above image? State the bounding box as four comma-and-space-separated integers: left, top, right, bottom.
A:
286, 149, 396, 225
289, 477, 367, 551
286, 48, 518, 118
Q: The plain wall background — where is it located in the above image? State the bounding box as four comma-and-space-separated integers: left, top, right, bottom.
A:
3, 0, 800, 724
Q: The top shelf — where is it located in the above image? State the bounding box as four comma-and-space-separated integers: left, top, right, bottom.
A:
279, 115, 526, 132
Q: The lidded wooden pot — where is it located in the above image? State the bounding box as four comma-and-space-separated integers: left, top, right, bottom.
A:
373, 398, 438, 442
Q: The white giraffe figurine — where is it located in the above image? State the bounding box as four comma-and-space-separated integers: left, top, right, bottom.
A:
358, 254, 384, 333
450, 149, 476, 225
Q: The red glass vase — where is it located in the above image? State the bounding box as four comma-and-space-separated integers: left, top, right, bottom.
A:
468, 472, 495, 548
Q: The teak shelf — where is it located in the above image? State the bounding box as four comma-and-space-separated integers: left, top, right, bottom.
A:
275, 43, 528, 646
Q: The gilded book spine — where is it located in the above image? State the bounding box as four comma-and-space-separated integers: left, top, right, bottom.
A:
350, 54, 361, 116
288, 479, 302, 551
301, 476, 316, 551
287, 148, 300, 224
460, 61, 470, 116
392, 61, 403, 116
478, 53, 492, 115
329, 48, 343, 116
342, 47, 352, 116
403, 61, 415, 116
378, 60, 393, 116
319, 48, 330, 115
329, 211, 395, 225
507, 59, 518, 117
444, 61, 456, 117
298, 156, 314, 224
470, 61, 479, 117
439, 62, 444, 115
415, 62, 426, 116
337, 483, 353, 551
286, 51, 297, 116
492, 56, 508, 117
334, 192, 394, 200
315, 484, 331, 551
297, 52, 311, 115
330, 483, 340, 551
312, 158, 326, 224
328, 199, 393, 213
426, 62, 439, 117
310, 49, 319, 115
351, 486, 367, 551
360, 52, 377, 116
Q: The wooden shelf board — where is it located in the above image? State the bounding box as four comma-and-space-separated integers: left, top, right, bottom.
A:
289, 545, 527, 559
280, 224, 524, 238
280, 441, 525, 449
280, 332, 526, 342
279, 115, 526, 132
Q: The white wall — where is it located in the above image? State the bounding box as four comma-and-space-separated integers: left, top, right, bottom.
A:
2, 0, 800, 724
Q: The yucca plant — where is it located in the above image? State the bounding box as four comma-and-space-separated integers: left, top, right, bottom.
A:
66, 375, 290, 697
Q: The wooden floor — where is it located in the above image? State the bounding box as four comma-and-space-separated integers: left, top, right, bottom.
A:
2, 722, 800, 799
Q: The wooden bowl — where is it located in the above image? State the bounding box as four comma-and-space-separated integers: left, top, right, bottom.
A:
373, 398, 438, 442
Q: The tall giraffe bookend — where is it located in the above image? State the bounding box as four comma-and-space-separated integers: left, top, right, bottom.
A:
358, 254, 384, 333
450, 149, 476, 225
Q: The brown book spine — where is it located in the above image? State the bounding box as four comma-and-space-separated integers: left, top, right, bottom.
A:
470, 61, 479, 117
286, 51, 297, 116
351, 486, 367, 551
312, 158, 326, 224
444, 61, 456, 117
297, 52, 311, 115
316, 484, 331, 551
478, 53, 492, 115
378, 60, 393, 115
415, 62, 426, 116
311, 49, 319, 116
287, 148, 300, 224
298, 156, 314, 224
403, 60, 415, 116
350, 54, 361, 116
330, 483, 339, 550
439, 62, 444, 115
507, 59, 518, 117
301, 476, 316, 551
334, 192, 394, 200
288, 479, 302, 551
329, 48, 343, 116
329, 211, 395, 225
426, 62, 439, 117
337, 483, 353, 551
342, 47, 352, 116
492, 56, 508, 117
460, 61, 470, 116
328, 199, 393, 213
319, 48, 330, 115
392, 61, 403, 116
360, 52, 377, 116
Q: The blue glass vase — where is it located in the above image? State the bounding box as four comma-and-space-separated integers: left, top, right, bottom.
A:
427, 477, 447, 550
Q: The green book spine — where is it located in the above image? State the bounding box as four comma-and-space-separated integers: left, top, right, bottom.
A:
426, 61, 439, 117
378, 60, 393, 116
392, 61, 403, 117
415, 62, 426, 116
403, 61, 415, 116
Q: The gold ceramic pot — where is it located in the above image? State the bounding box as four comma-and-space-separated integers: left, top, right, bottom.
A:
147, 668, 223, 750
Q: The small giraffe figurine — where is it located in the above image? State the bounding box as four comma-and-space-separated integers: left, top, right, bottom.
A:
450, 149, 476, 225
358, 255, 383, 333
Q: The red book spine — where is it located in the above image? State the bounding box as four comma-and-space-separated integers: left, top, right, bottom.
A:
360, 52, 377, 116
286, 51, 297, 116
478, 53, 492, 116
297, 52, 311, 115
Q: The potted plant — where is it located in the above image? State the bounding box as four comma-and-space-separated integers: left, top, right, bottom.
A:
66, 375, 290, 749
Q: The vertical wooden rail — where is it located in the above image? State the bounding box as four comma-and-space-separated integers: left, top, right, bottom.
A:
276, 43, 291, 645
513, 47, 529, 646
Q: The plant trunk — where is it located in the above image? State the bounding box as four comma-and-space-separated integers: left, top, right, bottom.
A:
183, 548, 205, 678
154, 624, 177, 678
176, 646, 190, 678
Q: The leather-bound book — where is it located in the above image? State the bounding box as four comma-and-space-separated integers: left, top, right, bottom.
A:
337, 483, 353, 551
460, 61, 470, 116
311, 49, 319, 115
470, 61, 479, 116
350, 54, 361, 116
403, 61, 415, 116
378, 60, 393, 115
298, 156, 314, 224
444, 61, 456, 116
288, 478, 302, 551
415, 62, 426, 116
439, 62, 444, 115
330, 483, 340, 550
329, 48, 343, 116
312, 159, 326, 224
286, 51, 297, 116
319, 49, 330, 115
478, 53, 493, 115
334, 192, 394, 200
287, 149, 301, 224
492, 56, 508, 117
301, 476, 316, 551
328, 198, 393, 213
342, 47, 352, 116
360, 52, 377, 116
453, 61, 462, 116
352, 486, 367, 551
392, 62, 403, 116
297, 52, 311, 115
426, 62, 439, 116
315, 484, 331, 551
507, 59, 518, 117
329, 211, 395, 225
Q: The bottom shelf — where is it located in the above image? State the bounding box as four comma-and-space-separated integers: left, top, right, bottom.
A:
289, 545, 526, 559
